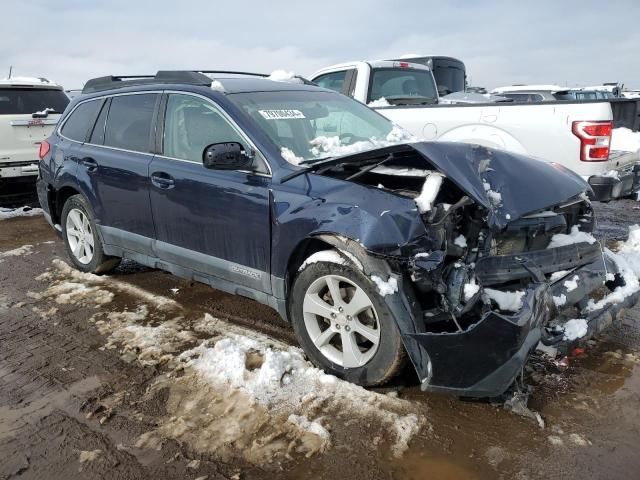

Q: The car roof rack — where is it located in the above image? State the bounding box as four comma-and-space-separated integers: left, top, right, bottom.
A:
82, 70, 316, 94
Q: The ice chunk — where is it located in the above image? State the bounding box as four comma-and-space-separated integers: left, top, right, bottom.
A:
463, 278, 480, 301
370, 275, 398, 296
485, 288, 525, 311
414, 173, 444, 213
563, 318, 588, 341
547, 226, 596, 249
268, 69, 304, 84
453, 235, 467, 248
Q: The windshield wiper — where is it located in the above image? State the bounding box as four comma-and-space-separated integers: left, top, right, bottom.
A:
280, 158, 335, 183
386, 96, 437, 105
345, 153, 393, 181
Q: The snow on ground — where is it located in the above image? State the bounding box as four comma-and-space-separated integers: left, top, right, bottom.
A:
0, 206, 43, 220
484, 288, 525, 312
414, 173, 444, 213
370, 275, 398, 296
0, 244, 33, 258
611, 127, 640, 153
36, 259, 426, 464
547, 226, 596, 249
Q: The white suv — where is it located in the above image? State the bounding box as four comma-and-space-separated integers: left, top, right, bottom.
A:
0, 77, 69, 193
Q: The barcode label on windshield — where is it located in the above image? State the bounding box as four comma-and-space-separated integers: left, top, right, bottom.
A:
259, 109, 305, 120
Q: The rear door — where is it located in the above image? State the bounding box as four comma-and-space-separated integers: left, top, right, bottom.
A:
148, 92, 272, 293
0, 87, 69, 172
71, 92, 160, 255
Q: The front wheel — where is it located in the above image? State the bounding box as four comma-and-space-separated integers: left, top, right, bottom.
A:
61, 194, 120, 274
290, 256, 405, 386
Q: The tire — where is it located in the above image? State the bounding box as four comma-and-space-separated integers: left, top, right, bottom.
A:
290, 257, 405, 386
61, 194, 120, 274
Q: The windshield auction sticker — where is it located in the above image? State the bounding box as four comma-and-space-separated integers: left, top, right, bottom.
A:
259, 109, 306, 120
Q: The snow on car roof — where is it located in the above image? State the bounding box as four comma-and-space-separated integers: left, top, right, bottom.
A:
0, 76, 62, 88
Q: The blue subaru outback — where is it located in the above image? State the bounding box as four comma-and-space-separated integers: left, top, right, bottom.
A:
37, 70, 638, 398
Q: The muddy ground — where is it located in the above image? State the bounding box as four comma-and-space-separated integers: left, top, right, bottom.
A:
1, 200, 640, 480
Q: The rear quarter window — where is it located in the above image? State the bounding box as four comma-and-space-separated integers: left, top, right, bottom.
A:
60, 99, 103, 142
104, 94, 159, 152
0, 88, 69, 115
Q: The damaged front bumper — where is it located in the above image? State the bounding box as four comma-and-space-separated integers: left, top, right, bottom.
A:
403, 243, 639, 398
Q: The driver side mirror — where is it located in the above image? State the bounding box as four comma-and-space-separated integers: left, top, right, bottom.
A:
202, 142, 253, 170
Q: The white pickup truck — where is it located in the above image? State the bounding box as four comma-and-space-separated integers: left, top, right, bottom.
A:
0, 77, 69, 200
310, 61, 640, 201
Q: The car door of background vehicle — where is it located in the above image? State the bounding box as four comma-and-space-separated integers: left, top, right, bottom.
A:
148, 92, 272, 294
74, 92, 160, 256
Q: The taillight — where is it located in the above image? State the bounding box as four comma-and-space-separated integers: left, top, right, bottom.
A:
572, 121, 612, 162
38, 140, 50, 160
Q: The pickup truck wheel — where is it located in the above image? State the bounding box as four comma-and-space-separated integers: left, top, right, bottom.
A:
290, 258, 405, 386
61, 195, 120, 274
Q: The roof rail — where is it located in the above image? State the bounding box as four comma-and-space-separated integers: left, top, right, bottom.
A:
82, 69, 316, 94
82, 71, 214, 94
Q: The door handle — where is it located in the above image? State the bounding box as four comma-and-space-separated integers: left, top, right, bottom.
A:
81, 157, 98, 172
151, 171, 175, 189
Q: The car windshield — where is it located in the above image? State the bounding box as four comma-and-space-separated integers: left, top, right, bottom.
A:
368, 68, 438, 105
0, 88, 69, 115
228, 90, 414, 164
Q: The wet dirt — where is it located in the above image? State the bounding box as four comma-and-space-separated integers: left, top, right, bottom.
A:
0, 201, 639, 479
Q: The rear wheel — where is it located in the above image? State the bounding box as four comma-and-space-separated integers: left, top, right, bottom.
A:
290, 256, 405, 386
61, 195, 120, 274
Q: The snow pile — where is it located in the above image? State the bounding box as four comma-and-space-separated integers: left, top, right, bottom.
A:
482, 181, 502, 206
0, 207, 43, 220
586, 225, 640, 312
563, 319, 588, 341
308, 126, 415, 159
463, 278, 480, 301
547, 226, 596, 249
453, 235, 467, 248
611, 127, 640, 153
370, 275, 398, 296
0, 244, 33, 258
484, 288, 525, 312
268, 70, 304, 84
414, 173, 444, 213
563, 275, 579, 292
368, 97, 391, 107
210, 80, 225, 92
281, 147, 304, 165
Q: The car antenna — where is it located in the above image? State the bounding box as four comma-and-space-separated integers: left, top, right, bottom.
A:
8, 65, 12, 79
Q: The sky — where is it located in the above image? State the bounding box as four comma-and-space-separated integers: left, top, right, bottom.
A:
2, 0, 639, 90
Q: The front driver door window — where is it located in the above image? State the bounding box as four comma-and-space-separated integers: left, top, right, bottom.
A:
148, 93, 272, 293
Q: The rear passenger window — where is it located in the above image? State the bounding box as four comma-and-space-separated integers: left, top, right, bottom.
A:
89, 99, 109, 144
104, 94, 158, 152
60, 100, 102, 142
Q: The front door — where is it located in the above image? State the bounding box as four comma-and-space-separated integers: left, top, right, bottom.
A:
148, 93, 272, 293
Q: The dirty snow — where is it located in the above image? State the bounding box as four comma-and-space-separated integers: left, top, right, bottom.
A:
563, 319, 589, 341
370, 275, 398, 296
585, 225, 640, 312
453, 235, 467, 248
299, 250, 346, 271
0, 244, 33, 257
281, 147, 304, 165
547, 226, 597, 249
414, 173, 444, 213
611, 127, 640, 153
0, 206, 43, 220
463, 278, 480, 301
78, 449, 101, 463
368, 97, 391, 107
484, 288, 525, 312
268, 69, 304, 84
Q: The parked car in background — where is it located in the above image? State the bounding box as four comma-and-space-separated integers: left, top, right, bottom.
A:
311, 61, 640, 201
0, 76, 69, 200
37, 70, 638, 398
492, 85, 615, 102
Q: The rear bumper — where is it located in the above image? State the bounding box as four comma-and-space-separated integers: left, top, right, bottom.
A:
588, 162, 640, 201
0, 161, 39, 179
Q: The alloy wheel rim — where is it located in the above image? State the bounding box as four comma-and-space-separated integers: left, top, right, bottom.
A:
302, 274, 381, 368
65, 208, 95, 265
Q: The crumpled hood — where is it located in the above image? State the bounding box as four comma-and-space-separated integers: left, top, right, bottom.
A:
334, 141, 589, 229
